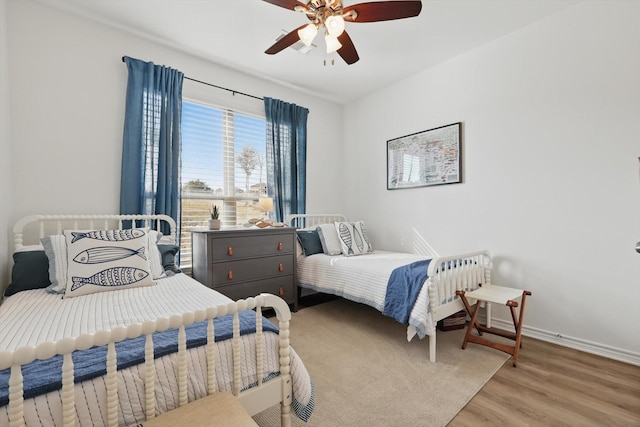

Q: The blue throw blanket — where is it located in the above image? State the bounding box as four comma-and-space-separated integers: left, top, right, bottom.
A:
0, 311, 278, 407
383, 259, 431, 324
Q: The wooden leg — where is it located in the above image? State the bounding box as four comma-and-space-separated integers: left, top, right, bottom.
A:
456, 290, 483, 336
461, 296, 482, 350
511, 290, 531, 367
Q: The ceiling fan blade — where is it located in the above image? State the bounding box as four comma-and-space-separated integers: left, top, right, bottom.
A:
337, 31, 359, 65
265, 24, 307, 55
343, 1, 422, 23
262, 0, 308, 11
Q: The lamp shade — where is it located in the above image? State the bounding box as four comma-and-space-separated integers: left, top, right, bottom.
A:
325, 34, 342, 53
298, 23, 318, 47
325, 15, 345, 37
258, 197, 274, 212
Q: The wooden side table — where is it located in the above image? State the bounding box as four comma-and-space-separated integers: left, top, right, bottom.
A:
456, 286, 531, 367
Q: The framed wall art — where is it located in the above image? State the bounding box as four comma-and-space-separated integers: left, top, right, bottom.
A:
387, 122, 462, 190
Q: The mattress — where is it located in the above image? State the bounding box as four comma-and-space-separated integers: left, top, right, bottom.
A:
0, 273, 313, 426
297, 250, 435, 339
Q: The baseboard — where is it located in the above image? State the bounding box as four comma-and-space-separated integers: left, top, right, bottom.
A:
490, 318, 640, 367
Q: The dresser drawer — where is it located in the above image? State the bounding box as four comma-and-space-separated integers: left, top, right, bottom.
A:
210, 254, 294, 287
209, 234, 294, 260
215, 276, 295, 304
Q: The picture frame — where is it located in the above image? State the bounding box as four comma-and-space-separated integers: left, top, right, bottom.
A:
387, 122, 462, 190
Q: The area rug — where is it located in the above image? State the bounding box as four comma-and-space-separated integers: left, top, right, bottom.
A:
253, 298, 509, 427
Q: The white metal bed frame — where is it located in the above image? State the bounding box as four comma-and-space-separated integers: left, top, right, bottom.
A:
287, 213, 492, 362
12, 214, 178, 251
1, 214, 294, 427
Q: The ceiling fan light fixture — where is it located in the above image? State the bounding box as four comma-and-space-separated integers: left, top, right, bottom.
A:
324, 33, 342, 53
298, 23, 318, 46
325, 15, 345, 37
263, 0, 423, 65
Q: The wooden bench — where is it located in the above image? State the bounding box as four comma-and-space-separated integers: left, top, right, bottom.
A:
141, 392, 258, 427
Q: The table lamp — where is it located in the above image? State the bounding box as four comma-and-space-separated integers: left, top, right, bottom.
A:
258, 197, 274, 221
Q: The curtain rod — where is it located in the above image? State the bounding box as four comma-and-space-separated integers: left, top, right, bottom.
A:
121, 56, 264, 101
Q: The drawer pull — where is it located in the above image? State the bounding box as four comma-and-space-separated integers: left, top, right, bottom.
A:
278, 242, 283, 251
279, 263, 284, 272
228, 246, 233, 256
279, 287, 285, 297
228, 270, 233, 280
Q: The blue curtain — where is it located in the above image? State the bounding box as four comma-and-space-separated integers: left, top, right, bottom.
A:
120, 56, 183, 233
264, 97, 309, 222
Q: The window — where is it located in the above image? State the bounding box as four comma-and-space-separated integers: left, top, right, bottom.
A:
180, 100, 267, 268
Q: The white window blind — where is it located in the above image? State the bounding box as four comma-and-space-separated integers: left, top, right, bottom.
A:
180, 100, 267, 268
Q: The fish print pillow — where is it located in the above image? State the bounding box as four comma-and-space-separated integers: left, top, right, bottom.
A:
63, 228, 155, 298
334, 221, 374, 257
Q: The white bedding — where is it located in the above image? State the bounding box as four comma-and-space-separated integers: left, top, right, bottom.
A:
0, 273, 313, 426
297, 250, 435, 340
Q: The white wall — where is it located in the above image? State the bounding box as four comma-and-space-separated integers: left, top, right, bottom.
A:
344, 1, 640, 362
0, 0, 11, 290
5, 0, 344, 226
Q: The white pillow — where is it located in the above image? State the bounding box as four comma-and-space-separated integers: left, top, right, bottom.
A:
316, 223, 343, 255
334, 221, 374, 257
63, 228, 155, 298
41, 234, 68, 294
147, 230, 165, 279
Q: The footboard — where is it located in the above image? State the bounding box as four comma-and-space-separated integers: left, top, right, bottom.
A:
0, 293, 293, 427
425, 250, 492, 362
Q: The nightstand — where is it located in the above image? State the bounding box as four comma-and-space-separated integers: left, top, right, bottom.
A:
191, 227, 297, 311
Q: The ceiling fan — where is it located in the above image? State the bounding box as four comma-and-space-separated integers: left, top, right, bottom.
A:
263, 0, 422, 65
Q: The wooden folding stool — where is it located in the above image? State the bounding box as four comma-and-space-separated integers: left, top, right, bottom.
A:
456, 286, 531, 367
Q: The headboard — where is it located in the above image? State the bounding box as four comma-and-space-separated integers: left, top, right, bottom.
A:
13, 214, 177, 250
286, 213, 347, 229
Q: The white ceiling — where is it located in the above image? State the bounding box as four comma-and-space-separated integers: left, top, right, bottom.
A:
36, 0, 580, 104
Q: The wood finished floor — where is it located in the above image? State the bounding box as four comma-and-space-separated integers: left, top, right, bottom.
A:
448, 336, 640, 426
297, 295, 640, 426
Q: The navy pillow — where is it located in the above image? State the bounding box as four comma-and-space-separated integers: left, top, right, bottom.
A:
296, 230, 324, 256
5, 251, 51, 297
158, 244, 181, 273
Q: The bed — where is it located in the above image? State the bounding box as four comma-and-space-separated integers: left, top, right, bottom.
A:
0, 214, 314, 427
288, 213, 492, 363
